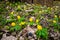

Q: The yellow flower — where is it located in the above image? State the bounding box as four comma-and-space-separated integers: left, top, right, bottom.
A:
29, 17, 33, 22
37, 25, 42, 30
17, 5, 21, 10
11, 22, 16, 26
24, 5, 27, 10
19, 22, 26, 25
39, 11, 42, 13
47, 7, 50, 9
36, 19, 39, 23
17, 15, 21, 19
42, 10, 45, 13
18, 5, 20, 8
53, 20, 56, 23
51, 8, 53, 10
59, 16, 60, 18
11, 11, 14, 14
54, 15, 57, 18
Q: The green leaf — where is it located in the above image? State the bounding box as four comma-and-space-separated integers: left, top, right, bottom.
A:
10, 27, 15, 32
14, 25, 21, 31
29, 22, 34, 26
10, 25, 22, 32
36, 28, 48, 40
18, 16, 25, 22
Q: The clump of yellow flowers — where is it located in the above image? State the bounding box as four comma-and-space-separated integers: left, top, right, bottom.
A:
53, 20, 57, 23
29, 17, 33, 22
37, 25, 42, 30
11, 22, 16, 26
19, 22, 26, 25
17, 15, 21, 19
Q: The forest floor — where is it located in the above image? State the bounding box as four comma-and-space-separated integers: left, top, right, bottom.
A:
0, 1, 60, 40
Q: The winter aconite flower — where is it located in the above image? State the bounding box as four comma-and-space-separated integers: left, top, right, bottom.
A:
17, 15, 21, 19
17, 5, 21, 10
11, 22, 16, 26
37, 25, 42, 30
36, 19, 39, 23
59, 16, 60, 18
19, 22, 26, 25
47, 7, 50, 9
54, 15, 57, 18
51, 8, 53, 10
39, 11, 42, 13
11, 11, 14, 14
42, 10, 45, 13
18, 5, 20, 9
24, 5, 27, 10
29, 17, 33, 22
53, 20, 56, 23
